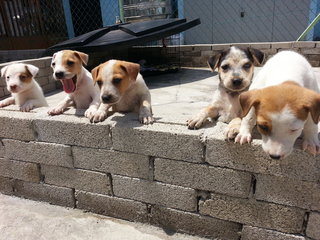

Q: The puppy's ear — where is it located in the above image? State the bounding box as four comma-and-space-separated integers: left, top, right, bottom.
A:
1, 66, 8, 77
74, 51, 89, 66
207, 53, 222, 71
239, 89, 260, 117
91, 65, 101, 84
120, 61, 140, 81
247, 48, 265, 66
304, 93, 320, 124
25, 64, 39, 77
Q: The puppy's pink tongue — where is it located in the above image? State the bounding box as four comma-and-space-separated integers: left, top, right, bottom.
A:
61, 79, 75, 93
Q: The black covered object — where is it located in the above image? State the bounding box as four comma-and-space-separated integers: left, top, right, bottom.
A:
45, 18, 200, 54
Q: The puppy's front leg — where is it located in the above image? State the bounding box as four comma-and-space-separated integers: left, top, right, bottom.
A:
20, 99, 47, 112
235, 108, 256, 144
302, 115, 320, 155
139, 96, 154, 124
0, 97, 15, 108
48, 96, 73, 115
224, 117, 242, 141
85, 94, 101, 119
90, 103, 111, 123
187, 104, 218, 129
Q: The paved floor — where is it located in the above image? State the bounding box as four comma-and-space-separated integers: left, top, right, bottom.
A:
0, 194, 207, 240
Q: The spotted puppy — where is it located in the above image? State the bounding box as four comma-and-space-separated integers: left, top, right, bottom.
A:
48, 50, 100, 118
235, 51, 320, 159
0, 63, 48, 111
187, 46, 264, 138
89, 60, 153, 124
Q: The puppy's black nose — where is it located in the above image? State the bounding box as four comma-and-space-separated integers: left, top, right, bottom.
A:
101, 94, 112, 103
55, 71, 64, 79
269, 154, 281, 160
232, 78, 242, 86
10, 85, 17, 91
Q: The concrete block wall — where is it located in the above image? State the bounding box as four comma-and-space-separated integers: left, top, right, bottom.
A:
0, 108, 319, 239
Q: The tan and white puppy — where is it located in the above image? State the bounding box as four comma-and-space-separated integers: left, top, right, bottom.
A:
235, 51, 320, 159
187, 46, 264, 138
48, 50, 100, 118
0, 63, 48, 111
89, 60, 153, 124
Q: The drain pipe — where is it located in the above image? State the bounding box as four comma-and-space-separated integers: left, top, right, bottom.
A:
118, 0, 125, 23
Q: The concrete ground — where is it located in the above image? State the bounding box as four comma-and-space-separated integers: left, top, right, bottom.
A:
0, 194, 207, 240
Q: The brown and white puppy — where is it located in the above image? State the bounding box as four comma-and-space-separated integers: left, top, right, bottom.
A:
0, 63, 48, 111
235, 51, 320, 159
89, 60, 153, 124
48, 50, 100, 118
187, 46, 264, 138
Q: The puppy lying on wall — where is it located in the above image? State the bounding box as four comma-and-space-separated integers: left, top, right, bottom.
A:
187, 46, 264, 140
235, 51, 320, 159
88, 60, 154, 124
0, 63, 48, 111
48, 50, 100, 119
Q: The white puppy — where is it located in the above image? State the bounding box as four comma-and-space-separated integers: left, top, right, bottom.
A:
89, 60, 154, 124
0, 63, 48, 111
48, 50, 100, 118
235, 51, 320, 159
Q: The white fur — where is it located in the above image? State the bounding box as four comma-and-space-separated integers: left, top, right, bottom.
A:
0, 63, 48, 111
235, 51, 320, 158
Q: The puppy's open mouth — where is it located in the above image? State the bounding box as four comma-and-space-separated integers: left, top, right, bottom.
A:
61, 76, 77, 93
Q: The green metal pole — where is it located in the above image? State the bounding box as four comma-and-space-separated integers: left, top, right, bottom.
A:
118, 0, 124, 23
297, 13, 320, 41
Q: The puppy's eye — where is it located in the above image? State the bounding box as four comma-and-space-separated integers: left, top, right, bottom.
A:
243, 63, 252, 69
221, 64, 229, 71
257, 124, 269, 133
51, 62, 56, 67
289, 129, 299, 134
113, 78, 122, 84
96, 80, 103, 88
67, 61, 75, 66
19, 75, 27, 80
6, 76, 10, 80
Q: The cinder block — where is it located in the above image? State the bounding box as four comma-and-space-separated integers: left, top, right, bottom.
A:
154, 158, 251, 198
112, 175, 197, 211
271, 42, 293, 49
73, 147, 150, 179
0, 110, 35, 141
242, 226, 306, 240
111, 118, 204, 162
0, 176, 14, 194
36, 76, 49, 86
306, 212, 320, 239
3, 139, 73, 168
205, 122, 320, 182
292, 41, 316, 48
44, 57, 53, 67
34, 115, 112, 149
37, 68, 52, 78
0, 158, 40, 182
13, 180, 75, 207
249, 43, 271, 49
199, 194, 305, 233
255, 174, 320, 211
20, 58, 46, 68
0, 140, 4, 158
41, 165, 111, 195
301, 48, 320, 54
42, 82, 57, 93
75, 190, 148, 222
150, 206, 241, 239
183, 51, 201, 56
211, 44, 231, 51
193, 45, 212, 51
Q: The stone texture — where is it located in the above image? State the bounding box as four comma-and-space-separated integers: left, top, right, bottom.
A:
13, 180, 75, 207
241, 226, 306, 240
199, 194, 305, 233
41, 165, 111, 195
154, 158, 251, 198
112, 175, 196, 211
0, 158, 40, 182
0, 176, 13, 194
301, 48, 320, 54
205, 123, 320, 182
292, 41, 316, 48
255, 174, 320, 211
34, 115, 112, 149
75, 190, 148, 222
306, 212, 320, 239
3, 139, 73, 167
0, 140, 4, 158
73, 147, 150, 179
150, 206, 241, 240
111, 119, 204, 162
271, 42, 293, 49
0, 110, 35, 141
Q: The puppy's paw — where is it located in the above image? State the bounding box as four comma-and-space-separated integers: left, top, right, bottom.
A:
84, 108, 97, 119
48, 107, 64, 115
187, 114, 207, 129
235, 132, 252, 145
139, 113, 154, 125
20, 102, 34, 112
91, 110, 108, 123
0, 100, 9, 108
224, 125, 240, 141
302, 136, 320, 156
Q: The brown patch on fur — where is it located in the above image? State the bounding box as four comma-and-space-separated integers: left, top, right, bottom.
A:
61, 50, 85, 75
112, 61, 139, 95
21, 66, 33, 83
